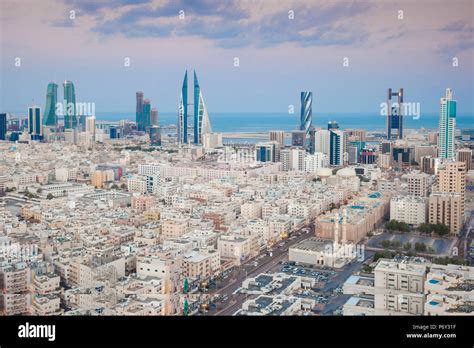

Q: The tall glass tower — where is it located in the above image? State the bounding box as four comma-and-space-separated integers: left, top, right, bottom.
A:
28, 106, 42, 139
438, 88, 456, 159
178, 70, 188, 144
136, 91, 144, 131
142, 99, 151, 132
193, 70, 211, 145
63, 80, 77, 129
300, 92, 312, 135
43, 83, 57, 126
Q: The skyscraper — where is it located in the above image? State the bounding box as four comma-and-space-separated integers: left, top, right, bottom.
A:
300, 92, 312, 135
149, 126, 161, 146
43, 82, 57, 126
291, 130, 306, 147
0, 113, 6, 140
329, 130, 347, 166
438, 88, 456, 159
136, 91, 144, 132
63, 80, 77, 129
193, 71, 212, 145
178, 71, 188, 144
269, 130, 285, 148
327, 120, 339, 130
142, 99, 151, 132
386, 88, 404, 140
28, 106, 42, 139
151, 108, 158, 126
86, 116, 96, 138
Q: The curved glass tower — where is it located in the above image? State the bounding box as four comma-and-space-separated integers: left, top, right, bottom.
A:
300, 91, 312, 135
178, 71, 188, 144
193, 70, 212, 145
63, 80, 77, 129
43, 82, 57, 126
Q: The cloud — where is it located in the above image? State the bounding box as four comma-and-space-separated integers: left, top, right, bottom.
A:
57, 0, 373, 48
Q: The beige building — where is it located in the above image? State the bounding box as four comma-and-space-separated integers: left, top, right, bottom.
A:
456, 148, 472, 171
0, 264, 31, 315
161, 219, 189, 240
217, 235, 256, 266
181, 249, 220, 280
390, 195, 427, 226
406, 172, 430, 197
131, 195, 155, 212
428, 192, 463, 235
435, 161, 466, 214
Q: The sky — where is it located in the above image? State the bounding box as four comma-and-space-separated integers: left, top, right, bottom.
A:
0, 0, 473, 115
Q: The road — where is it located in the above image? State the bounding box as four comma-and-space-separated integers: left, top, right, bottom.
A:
204, 224, 314, 316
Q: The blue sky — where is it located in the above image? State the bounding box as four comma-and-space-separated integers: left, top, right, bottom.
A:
1, 0, 473, 115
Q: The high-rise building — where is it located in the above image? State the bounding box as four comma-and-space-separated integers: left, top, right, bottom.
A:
327, 120, 339, 130
136, 91, 144, 131
329, 130, 347, 166
28, 106, 42, 139
256, 142, 278, 162
63, 80, 77, 129
269, 130, 285, 148
193, 71, 212, 145
142, 99, 151, 132
421, 156, 441, 175
456, 148, 472, 171
151, 108, 158, 126
291, 130, 306, 148
178, 71, 188, 144
386, 88, 404, 140
428, 192, 462, 235
314, 129, 330, 156
149, 125, 161, 146
438, 88, 456, 159
360, 148, 376, 164
308, 127, 316, 154
435, 161, 466, 215
407, 172, 430, 197
0, 113, 6, 140
86, 116, 96, 139
300, 92, 312, 135
380, 140, 392, 154
43, 82, 57, 126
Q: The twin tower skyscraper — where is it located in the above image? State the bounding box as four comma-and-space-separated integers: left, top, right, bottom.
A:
178, 70, 212, 145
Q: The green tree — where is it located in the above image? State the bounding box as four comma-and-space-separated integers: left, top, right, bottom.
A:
403, 242, 411, 251
414, 242, 427, 252
381, 240, 391, 249
46, 193, 54, 200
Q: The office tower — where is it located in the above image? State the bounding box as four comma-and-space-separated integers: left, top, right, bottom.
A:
421, 156, 441, 175
256, 142, 278, 162
290, 148, 305, 171
63, 80, 77, 129
193, 71, 212, 145
438, 88, 456, 159
380, 140, 392, 154
0, 113, 6, 140
136, 91, 144, 131
269, 130, 285, 148
110, 126, 121, 139
347, 129, 366, 141
149, 126, 161, 146
43, 82, 57, 126
407, 172, 429, 197
456, 148, 472, 170
327, 120, 339, 130
151, 108, 158, 126
329, 130, 347, 166
428, 192, 462, 235
315, 129, 330, 156
142, 99, 151, 132
178, 71, 188, 144
308, 127, 316, 154
304, 152, 329, 172
414, 145, 437, 163
348, 145, 359, 164
360, 148, 376, 164
300, 92, 312, 135
28, 106, 42, 139
280, 148, 291, 171
291, 130, 306, 147
86, 116, 96, 138
386, 88, 404, 139
392, 146, 414, 164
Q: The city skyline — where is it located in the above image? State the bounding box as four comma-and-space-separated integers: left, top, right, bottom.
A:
1, 0, 473, 114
